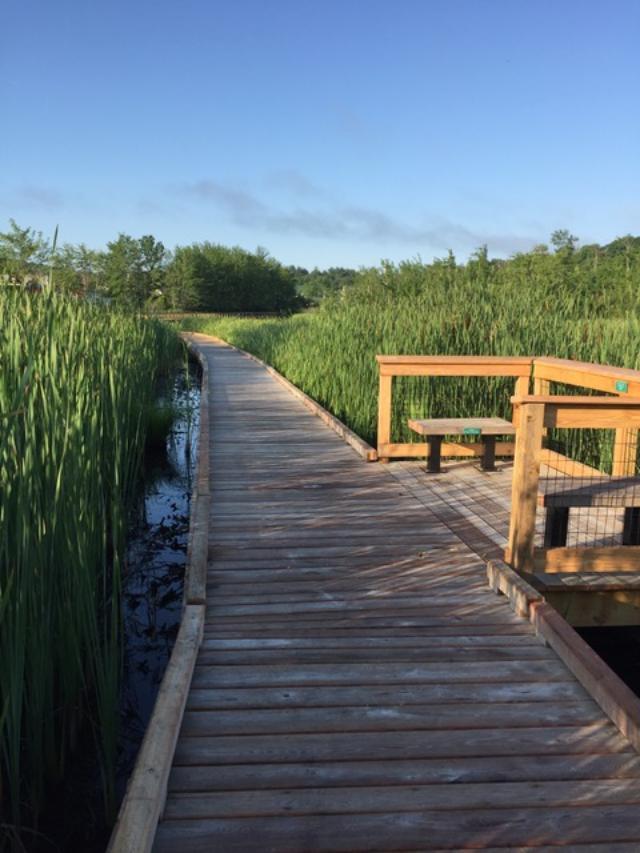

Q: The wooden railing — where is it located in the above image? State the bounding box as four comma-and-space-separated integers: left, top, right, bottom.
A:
506, 395, 640, 576
376, 354, 640, 579
377, 355, 640, 470
376, 356, 533, 461
534, 357, 640, 478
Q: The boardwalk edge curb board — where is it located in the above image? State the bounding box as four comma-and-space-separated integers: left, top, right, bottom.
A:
530, 600, 640, 756
486, 559, 543, 617
488, 559, 640, 758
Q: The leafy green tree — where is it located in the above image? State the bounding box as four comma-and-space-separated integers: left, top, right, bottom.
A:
0, 219, 49, 284
102, 234, 167, 308
45, 242, 103, 294
163, 243, 298, 312
288, 266, 357, 305
138, 235, 167, 296
103, 234, 144, 307
551, 229, 579, 252
163, 244, 208, 310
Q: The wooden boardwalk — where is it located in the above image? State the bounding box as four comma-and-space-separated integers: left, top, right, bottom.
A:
153, 339, 640, 852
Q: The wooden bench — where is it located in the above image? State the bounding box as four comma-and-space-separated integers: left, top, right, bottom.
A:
539, 476, 640, 548
407, 417, 516, 474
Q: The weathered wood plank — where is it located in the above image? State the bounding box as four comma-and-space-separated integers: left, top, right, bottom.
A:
146, 339, 640, 852
185, 680, 586, 710
168, 752, 640, 793
180, 701, 602, 737
173, 726, 633, 766
164, 778, 640, 819
154, 805, 640, 852
189, 659, 571, 689
195, 645, 555, 664
198, 635, 544, 650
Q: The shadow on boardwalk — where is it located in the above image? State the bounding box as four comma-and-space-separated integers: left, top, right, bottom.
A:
154, 339, 640, 852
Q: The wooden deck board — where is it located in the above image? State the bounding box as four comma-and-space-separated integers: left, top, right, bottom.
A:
155, 806, 640, 852
153, 339, 640, 851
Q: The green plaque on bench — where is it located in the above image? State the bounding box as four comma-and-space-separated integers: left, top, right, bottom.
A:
463, 427, 482, 436
616, 380, 629, 393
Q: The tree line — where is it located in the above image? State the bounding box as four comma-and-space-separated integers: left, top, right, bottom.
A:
0, 221, 303, 313
2, 219, 639, 314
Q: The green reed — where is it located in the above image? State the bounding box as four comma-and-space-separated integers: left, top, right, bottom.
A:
0, 290, 181, 843
176, 258, 640, 470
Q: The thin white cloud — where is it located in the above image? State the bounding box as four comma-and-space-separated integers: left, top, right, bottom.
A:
177, 178, 539, 256
264, 169, 324, 199
12, 185, 65, 210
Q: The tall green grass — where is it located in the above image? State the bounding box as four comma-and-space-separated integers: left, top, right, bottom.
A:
176, 258, 640, 468
0, 290, 181, 843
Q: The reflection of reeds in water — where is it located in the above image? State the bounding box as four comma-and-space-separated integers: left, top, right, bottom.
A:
0, 290, 181, 842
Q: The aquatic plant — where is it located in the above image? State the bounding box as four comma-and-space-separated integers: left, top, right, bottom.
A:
0, 289, 181, 842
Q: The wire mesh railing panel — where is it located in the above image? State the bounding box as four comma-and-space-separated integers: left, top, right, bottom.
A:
537, 426, 640, 550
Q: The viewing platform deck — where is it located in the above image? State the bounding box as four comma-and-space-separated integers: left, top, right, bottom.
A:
113, 336, 640, 852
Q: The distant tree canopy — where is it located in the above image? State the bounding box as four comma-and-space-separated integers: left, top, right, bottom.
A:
103, 233, 167, 309
164, 243, 299, 313
0, 219, 49, 285
0, 224, 298, 313
287, 266, 357, 304
2, 219, 640, 316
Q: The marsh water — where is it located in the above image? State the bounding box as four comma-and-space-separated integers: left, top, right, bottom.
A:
117, 361, 201, 796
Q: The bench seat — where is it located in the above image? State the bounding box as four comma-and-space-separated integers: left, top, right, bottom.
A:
408, 417, 516, 437
538, 475, 640, 548
407, 417, 515, 473
538, 476, 640, 508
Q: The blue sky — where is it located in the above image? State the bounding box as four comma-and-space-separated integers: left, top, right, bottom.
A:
2, 0, 639, 268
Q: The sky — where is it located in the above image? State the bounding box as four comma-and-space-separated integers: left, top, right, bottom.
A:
2, 0, 639, 269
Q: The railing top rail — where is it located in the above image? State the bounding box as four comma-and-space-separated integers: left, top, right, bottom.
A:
376, 355, 640, 381
534, 357, 640, 391
512, 394, 640, 429
535, 356, 640, 378
376, 355, 534, 378
512, 395, 640, 407
376, 355, 534, 365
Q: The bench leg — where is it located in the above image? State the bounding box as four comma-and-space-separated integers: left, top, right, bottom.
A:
427, 436, 442, 473
544, 507, 570, 548
623, 508, 640, 545
481, 435, 496, 471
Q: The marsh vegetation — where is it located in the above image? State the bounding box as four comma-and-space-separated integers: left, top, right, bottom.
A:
0, 291, 184, 849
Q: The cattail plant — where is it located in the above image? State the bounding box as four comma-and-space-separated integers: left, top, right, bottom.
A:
0, 289, 181, 842
176, 254, 640, 468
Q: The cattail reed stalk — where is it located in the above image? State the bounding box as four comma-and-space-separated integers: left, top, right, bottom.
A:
0, 289, 181, 842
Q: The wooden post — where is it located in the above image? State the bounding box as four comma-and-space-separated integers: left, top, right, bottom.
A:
515, 375, 530, 398
533, 377, 550, 396
613, 428, 638, 477
377, 372, 392, 462
506, 401, 545, 574
533, 376, 550, 436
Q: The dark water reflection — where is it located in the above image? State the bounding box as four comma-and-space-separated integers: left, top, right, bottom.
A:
579, 626, 640, 697
117, 361, 201, 796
